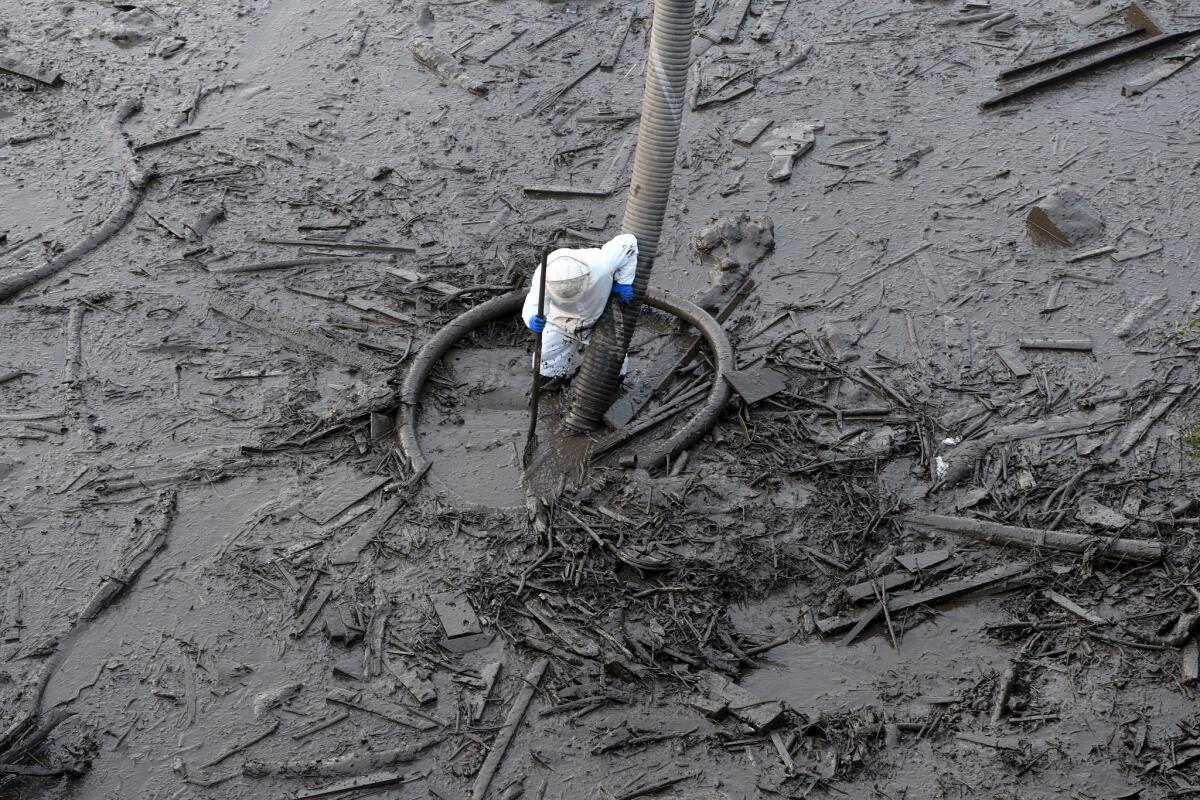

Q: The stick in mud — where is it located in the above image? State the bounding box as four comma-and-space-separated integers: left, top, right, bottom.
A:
0, 99, 152, 302
523, 249, 549, 469
261, 237, 415, 253
1116, 384, 1187, 455
62, 303, 87, 439
409, 37, 488, 95
243, 740, 434, 778
900, 512, 1163, 562
80, 489, 180, 620
208, 257, 360, 274
1018, 336, 1093, 352
470, 657, 548, 800
990, 663, 1017, 725
200, 720, 280, 769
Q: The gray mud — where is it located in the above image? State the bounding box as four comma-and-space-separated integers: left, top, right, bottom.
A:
3, 0, 1200, 797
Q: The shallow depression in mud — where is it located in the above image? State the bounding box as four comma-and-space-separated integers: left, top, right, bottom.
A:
418, 346, 530, 508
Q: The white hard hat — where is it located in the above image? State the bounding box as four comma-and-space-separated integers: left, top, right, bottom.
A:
545, 252, 589, 302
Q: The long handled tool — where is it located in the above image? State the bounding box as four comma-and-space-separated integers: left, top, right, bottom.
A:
522, 248, 550, 469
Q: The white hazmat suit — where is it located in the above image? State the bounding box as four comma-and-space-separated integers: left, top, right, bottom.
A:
522, 234, 638, 378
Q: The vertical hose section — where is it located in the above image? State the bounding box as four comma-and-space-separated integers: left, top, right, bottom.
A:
563, 0, 695, 432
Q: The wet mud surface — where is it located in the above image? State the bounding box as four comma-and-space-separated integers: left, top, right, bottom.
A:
3, 0, 1200, 797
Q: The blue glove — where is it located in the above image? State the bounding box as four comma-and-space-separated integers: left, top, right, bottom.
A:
613, 283, 634, 303
528, 314, 545, 333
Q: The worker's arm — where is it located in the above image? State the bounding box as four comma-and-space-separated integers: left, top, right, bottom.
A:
600, 234, 638, 286
522, 265, 546, 331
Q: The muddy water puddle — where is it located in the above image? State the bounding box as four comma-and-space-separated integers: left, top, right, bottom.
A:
419, 346, 530, 508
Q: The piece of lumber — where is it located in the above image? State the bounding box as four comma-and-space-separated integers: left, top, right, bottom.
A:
1117, 384, 1186, 455
526, 57, 601, 116
329, 497, 402, 565
1042, 589, 1107, 624
292, 587, 333, 638
0, 55, 63, 87
1123, 40, 1200, 95
260, 237, 414, 253
209, 257, 352, 274
409, 37, 487, 95
1018, 337, 1093, 352
245, 741, 429, 776
200, 720, 280, 768
1182, 637, 1200, 684
711, 0, 753, 42
293, 769, 423, 798
599, 8, 636, 70
753, 0, 790, 41
700, 671, 782, 734
380, 266, 459, 296
845, 573, 917, 605
982, 28, 1200, 108
819, 563, 1031, 636
990, 663, 1017, 724
470, 658, 547, 800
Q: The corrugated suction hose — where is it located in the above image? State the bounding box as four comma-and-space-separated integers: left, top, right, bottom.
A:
563, 0, 696, 431
396, 288, 731, 474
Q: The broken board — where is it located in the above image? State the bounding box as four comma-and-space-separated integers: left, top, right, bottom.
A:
299, 469, 388, 525
724, 366, 787, 405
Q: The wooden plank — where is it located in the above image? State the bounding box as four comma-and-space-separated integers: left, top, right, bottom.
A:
995, 348, 1031, 378
298, 471, 388, 524
600, 9, 636, 70
1042, 589, 1107, 625
380, 265, 460, 296
259, 237, 414, 253
0, 55, 62, 87
896, 549, 952, 572
752, 0, 790, 41
844, 573, 915, 605
982, 28, 1200, 108
819, 563, 1030, 636
292, 587, 333, 637
704, 0, 753, 42
329, 497, 403, 565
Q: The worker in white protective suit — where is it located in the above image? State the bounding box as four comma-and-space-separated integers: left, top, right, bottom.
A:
522, 234, 638, 380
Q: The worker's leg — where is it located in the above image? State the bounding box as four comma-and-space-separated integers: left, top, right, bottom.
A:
535, 327, 628, 381
535, 324, 586, 378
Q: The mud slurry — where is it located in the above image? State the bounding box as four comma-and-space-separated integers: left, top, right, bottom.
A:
2, 0, 1200, 797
